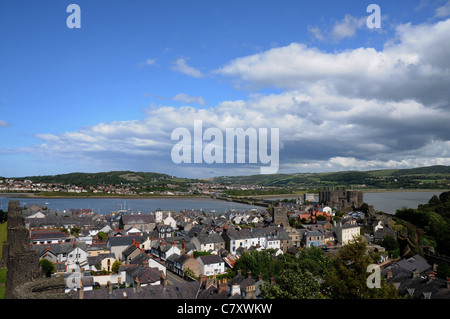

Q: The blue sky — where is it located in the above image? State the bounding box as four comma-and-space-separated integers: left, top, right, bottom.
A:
1, 0, 450, 178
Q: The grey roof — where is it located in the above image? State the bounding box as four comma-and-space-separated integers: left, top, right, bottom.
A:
197, 254, 223, 265
107, 235, 142, 247
394, 254, 432, 274
197, 232, 225, 245
31, 241, 87, 255
74, 281, 201, 299
121, 214, 155, 225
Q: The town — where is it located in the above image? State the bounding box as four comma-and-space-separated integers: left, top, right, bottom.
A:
1, 187, 449, 300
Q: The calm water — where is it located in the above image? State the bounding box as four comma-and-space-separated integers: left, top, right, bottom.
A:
364, 191, 444, 214
0, 196, 260, 214
0, 191, 446, 215
271, 191, 446, 215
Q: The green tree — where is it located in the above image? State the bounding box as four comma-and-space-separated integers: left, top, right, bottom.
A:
381, 235, 400, 258
261, 268, 323, 299
325, 236, 398, 299
111, 260, 121, 273
39, 259, 55, 277
97, 231, 108, 241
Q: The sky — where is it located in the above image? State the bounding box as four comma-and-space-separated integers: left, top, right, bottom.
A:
1, 0, 450, 178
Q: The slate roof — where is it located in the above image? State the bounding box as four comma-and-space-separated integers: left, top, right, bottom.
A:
197, 254, 223, 265
394, 254, 432, 274
121, 214, 155, 225
74, 281, 201, 299
107, 235, 143, 247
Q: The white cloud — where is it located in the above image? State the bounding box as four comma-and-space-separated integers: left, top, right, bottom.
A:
137, 58, 157, 68
330, 14, 366, 41
21, 18, 450, 177
0, 120, 10, 127
435, 0, 450, 17
173, 93, 206, 106
308, 14, 366, 42
172, 58, 204, 78
218, 18, 450, 106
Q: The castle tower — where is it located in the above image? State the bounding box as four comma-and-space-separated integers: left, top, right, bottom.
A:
272, 205, 289, 227
4, 201, 40, 299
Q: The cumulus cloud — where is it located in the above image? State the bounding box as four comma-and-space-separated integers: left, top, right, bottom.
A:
435, 0, 450, 18
172, 58, 204, 78
173, 93, 206, 106
309, 14, 367, 42
25, 18, 450, 177
218, 19, 450, 106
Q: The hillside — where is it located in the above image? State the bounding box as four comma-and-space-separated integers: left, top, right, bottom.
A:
212, 165, 450, 189
15, 171, 196, 187
8, 165, 450, 190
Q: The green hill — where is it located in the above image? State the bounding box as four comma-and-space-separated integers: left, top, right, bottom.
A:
16, 171, 195, 187
212, 165, 450, 189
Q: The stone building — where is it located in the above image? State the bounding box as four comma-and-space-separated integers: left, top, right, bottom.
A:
272, 205, 289, 227
319, 187, 363, 210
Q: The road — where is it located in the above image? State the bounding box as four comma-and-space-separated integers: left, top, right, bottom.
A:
166, 270, 186, 285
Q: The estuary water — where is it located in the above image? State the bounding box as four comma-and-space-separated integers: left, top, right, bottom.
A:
271, 190, 446, 215
0, 190, 446, 215
0, 196, 260, 215
363, 191, 444, 214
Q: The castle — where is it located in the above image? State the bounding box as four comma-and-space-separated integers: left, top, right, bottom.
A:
2, 200, 68, 299
319, 186, 363, 210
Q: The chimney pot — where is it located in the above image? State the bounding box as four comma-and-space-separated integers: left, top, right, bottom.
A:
387, 270, 393, 279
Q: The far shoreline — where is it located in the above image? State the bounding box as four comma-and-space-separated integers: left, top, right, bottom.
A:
0, 188, 447, 200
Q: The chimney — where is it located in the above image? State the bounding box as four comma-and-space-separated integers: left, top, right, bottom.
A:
107, 281, 113, 295
135, 277, 141, 293
218, 278, 228, 294
247, 271, 252, 279
199, 275, 207, 286
413, 268, 420, 279
231, 284, 241, 296
161, 273, 167, 288
132, 238, 136, 245
237, 268, 242, 276
387, 270, 393, 279
182, 239, 186, 251
428, 272, 435, 282
78, 280, 84, 300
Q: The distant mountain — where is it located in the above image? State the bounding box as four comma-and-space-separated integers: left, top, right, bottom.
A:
10, 165, 450, 190
15, 171, 196, 186
212, 165, 450, 189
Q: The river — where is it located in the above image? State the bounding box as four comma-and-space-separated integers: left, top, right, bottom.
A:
0, 196, 260, 215
0, 190, 446, 215
268, 190, 446, 215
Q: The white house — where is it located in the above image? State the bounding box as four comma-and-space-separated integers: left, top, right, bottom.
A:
197, 254, 225, 276
163, 212, 177, 229
333, 219, 361, 245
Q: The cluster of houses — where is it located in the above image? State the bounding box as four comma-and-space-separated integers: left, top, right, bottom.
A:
18, 199, 450, 299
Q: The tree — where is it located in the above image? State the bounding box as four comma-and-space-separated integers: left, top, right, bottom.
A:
111, 260, 121, 273
381, 235, 400, 258
40, 259, 55, 277
325, 236, 398, 299
261, 268, 323, 299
